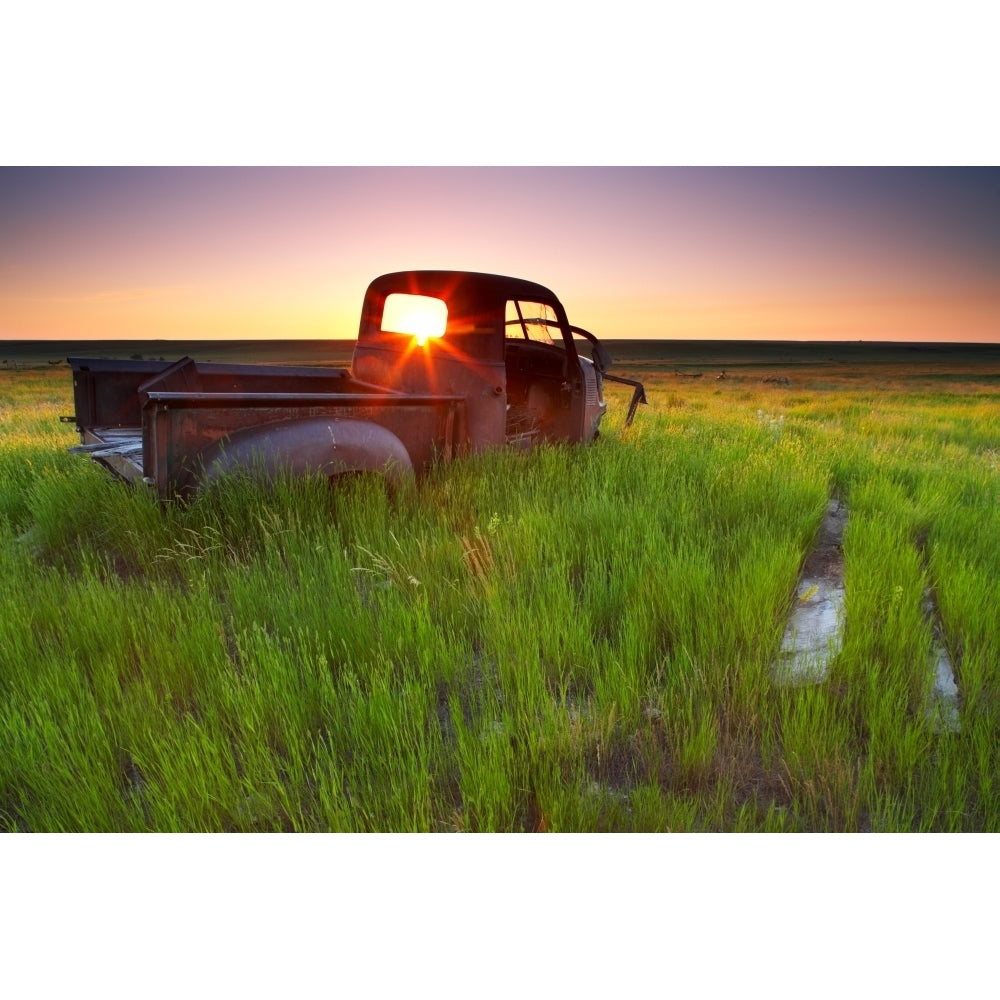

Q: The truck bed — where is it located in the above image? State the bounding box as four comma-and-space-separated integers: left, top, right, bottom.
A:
68, 356, 379, 487
68, 355, 467, 498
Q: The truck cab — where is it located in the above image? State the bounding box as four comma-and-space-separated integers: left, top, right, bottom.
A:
352, 271, 624, 451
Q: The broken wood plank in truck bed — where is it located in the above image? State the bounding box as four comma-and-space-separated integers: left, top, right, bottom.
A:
70, 427, 145, 481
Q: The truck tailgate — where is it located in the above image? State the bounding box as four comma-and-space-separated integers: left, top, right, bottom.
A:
70, 427, 146, 483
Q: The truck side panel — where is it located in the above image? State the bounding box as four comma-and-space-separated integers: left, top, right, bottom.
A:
142, 392, 466, 498
352, 340, 507, 453
197, 417, 416, 487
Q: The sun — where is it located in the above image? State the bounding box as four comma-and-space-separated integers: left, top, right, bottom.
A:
381, 293, 448, 346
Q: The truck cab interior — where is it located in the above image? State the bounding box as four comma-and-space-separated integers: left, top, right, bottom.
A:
502, 298, 582, 445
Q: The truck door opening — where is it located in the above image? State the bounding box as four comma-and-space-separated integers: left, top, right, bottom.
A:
503, 299, 582, 444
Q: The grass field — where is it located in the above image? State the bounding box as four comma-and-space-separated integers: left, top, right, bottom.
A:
2, 342, 999, 831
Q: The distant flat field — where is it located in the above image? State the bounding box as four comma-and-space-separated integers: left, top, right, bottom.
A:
603, 340, 1000, 392
2, 339, 998, 390
0, 339, 359, 367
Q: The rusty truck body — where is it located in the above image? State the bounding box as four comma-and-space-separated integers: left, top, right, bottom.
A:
67, 270, 646, 500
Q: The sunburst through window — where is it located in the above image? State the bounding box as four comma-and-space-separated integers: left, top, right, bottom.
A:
381, 293, 448, 346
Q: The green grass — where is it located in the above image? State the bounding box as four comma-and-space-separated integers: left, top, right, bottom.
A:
2, 362, 999, 831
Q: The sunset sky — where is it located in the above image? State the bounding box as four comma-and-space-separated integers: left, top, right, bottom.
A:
1, 166, 997, 343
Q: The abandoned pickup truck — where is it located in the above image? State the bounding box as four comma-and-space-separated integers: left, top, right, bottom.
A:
67, 270, 647, 500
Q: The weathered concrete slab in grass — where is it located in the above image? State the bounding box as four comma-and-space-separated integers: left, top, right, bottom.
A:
772, 498, 847, 686
928, 641, 960, 733
771, 500, 964, 726
773, 579, 846, 685
924, 590, 961, 733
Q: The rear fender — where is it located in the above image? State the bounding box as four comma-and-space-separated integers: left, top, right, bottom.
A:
197, 417, 414, 487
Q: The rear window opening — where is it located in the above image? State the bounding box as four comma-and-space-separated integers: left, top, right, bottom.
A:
381, 293, 448, 345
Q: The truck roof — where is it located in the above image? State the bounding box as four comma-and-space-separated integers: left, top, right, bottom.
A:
365, 270, 561, 310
